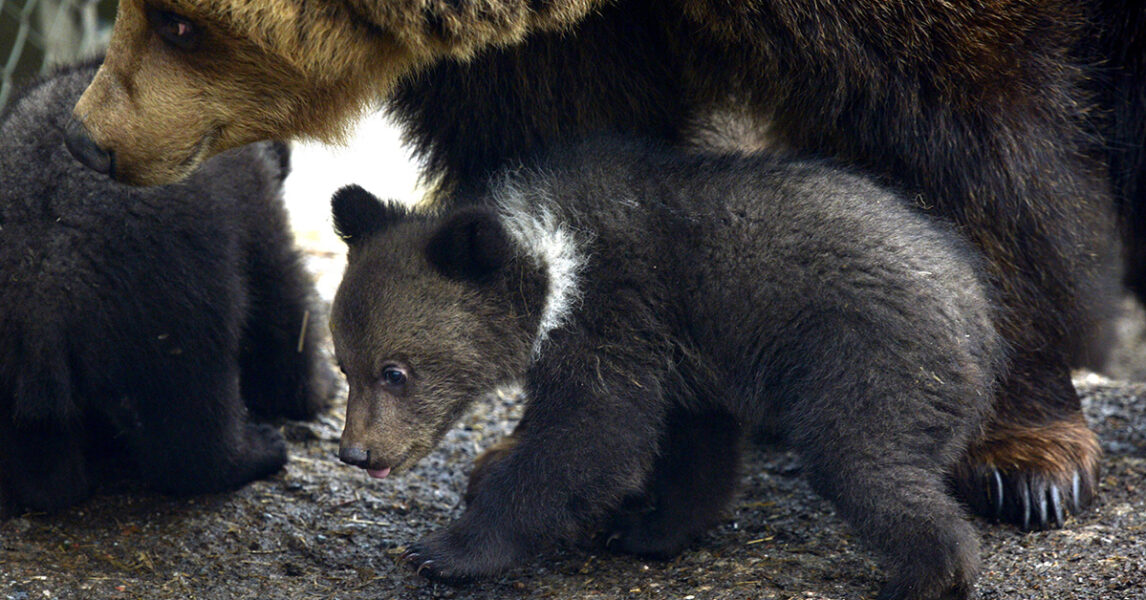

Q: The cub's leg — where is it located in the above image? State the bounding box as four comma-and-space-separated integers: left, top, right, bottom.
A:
466, 407, 741, 559
789, 412, 979, 600
606, 409, 742, 559
405, 329, 672, 583
465, 432, 520, 505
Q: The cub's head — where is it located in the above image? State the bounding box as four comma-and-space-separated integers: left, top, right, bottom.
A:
329, 185, 544, 478
68, 0, 418, 185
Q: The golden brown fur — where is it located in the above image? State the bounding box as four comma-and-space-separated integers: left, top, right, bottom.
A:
72, 0, 602, 184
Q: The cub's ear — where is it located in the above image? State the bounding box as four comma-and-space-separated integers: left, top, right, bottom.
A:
331, 184, 407, 245
426, 208, 512, 282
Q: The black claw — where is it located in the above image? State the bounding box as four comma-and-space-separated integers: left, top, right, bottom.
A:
991, 468, 1005, 519
604, 531, 622, 550
1035, 481, 1049, 529
403, 550, 422, 564
1071, 472, 1082, 514
960, 464, 1089, 530
1018, 481, 1031, 531
415, 559, 436, 578
1050, 485, 1065, 528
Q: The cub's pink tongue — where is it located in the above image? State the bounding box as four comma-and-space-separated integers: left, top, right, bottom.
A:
367, 467, 391, 479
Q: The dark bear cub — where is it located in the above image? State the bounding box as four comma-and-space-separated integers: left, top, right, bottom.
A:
329, 138, 1003, 600
0, 63, 333, 515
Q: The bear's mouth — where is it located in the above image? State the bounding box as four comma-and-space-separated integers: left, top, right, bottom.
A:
361, 449, 415, 479
179, 125, 222, 171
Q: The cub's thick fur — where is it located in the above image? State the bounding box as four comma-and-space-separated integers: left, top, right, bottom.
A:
329, 138, 1003, 600
0, 63, 332, 515
68, 0, 1143, 530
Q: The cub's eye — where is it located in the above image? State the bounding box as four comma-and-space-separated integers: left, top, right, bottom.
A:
147, 7, 201, 51
381, 365, 409, 387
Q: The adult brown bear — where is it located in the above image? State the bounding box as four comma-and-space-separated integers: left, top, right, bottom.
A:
65, 0, 1144, 558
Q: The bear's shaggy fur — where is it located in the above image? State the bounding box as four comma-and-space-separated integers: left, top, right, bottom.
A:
328, 137, 1004, 599
0, 63, 332, 515
1091, 4, 1146, 297
67, 0, 1143, 531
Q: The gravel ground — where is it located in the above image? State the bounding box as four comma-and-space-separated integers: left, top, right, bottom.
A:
3, 207, 1146, 600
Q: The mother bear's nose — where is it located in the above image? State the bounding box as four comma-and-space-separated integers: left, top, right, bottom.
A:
64, 116, 115, 177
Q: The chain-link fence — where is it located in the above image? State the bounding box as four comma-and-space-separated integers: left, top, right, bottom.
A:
0, 0, 115, 108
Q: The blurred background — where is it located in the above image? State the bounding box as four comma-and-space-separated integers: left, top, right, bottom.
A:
0, 0, 113, 109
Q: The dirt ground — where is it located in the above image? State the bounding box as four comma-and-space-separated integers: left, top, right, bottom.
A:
3, 249, 1146, 600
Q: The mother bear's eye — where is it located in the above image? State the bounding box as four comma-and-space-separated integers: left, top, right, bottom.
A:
146, 6, 201, 51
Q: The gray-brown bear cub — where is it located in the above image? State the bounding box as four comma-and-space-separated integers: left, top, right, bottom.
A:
0, 62, 332, 516
329, 137, 1003, 600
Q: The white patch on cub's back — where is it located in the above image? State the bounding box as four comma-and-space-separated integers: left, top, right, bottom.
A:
493, 174, 586, 357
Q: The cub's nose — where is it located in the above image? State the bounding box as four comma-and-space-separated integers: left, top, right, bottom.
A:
64, 117, 115, 177
338, 446, 370, 467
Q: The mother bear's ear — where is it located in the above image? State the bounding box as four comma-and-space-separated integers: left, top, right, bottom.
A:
425, 207, 512, 283
331, 184, 408, 245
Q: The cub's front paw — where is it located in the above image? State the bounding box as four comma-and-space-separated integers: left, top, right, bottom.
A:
601, 495, 691, 560
605, 515, 691, 560
402, 525, 521, 585
242, 422, 289, 477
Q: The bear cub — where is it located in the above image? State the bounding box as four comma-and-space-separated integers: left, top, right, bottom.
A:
329, 137, 1003, 600
0, 62, 333, 515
